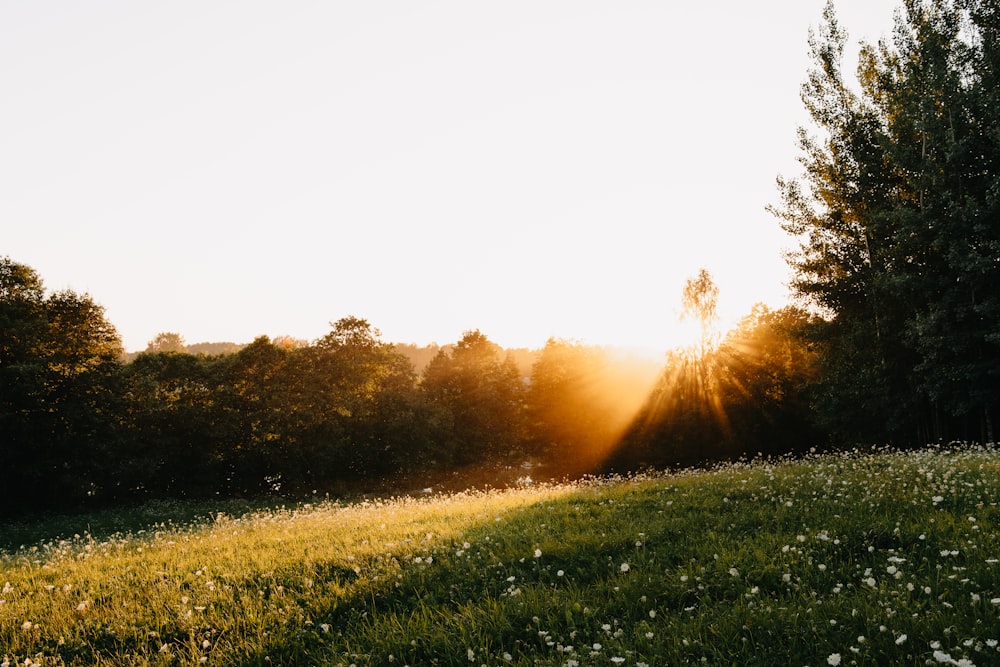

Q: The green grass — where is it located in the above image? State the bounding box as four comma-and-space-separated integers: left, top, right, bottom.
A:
2, 445, 1000, 666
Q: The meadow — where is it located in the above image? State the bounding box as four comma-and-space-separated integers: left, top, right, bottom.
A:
2, 445, 999, 666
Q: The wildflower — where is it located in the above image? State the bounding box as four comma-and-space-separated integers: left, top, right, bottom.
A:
827, 654, 841, 666
620, 563, 630, 573
75, 601, 88, 612
21, 621, 33, 631
534, 549, 542, 558
649, 610, 656, 619
592, 643, 602, 650
467, 648, 475, 661
895, 634, 907, 645
557, 570, 564, 577
612, 658, 625, 664
729, 568, 740, 577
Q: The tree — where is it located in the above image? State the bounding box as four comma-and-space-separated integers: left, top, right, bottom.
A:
711, 305, 824, 455
311, 316, 422, 478
527, 339, 657, 476
772, 0, 1000, 444
0, 258, 125, 514
123, 349, 234, 498
420, 330, 527, 465
145, 331, 187, 353
680, 268, 720, 359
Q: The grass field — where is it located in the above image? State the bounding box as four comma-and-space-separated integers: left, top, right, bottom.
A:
2, 444, 999, 666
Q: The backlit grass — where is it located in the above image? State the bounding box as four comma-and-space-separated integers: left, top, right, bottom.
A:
2, 444, 999, 666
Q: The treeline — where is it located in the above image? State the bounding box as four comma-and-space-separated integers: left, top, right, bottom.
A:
0, 257, 818, 518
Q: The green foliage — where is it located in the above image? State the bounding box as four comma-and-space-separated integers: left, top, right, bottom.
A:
120, 321, 434, 499
621, 305, 822, 467
773, 0, 1000, 443
420, 330, 529, 465
2, 256, 831, 515
2, 446, 998, 665
0, 257, 125, 516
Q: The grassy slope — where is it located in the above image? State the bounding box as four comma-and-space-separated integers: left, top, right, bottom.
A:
2, 445, 999, 666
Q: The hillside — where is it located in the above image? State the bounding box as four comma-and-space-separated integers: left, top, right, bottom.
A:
1, 445, 999, 666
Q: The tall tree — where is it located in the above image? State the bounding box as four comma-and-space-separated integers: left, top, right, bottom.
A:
0, 258, 125, 514
312, 316, 422, 478
421, 330, 527, 465
772, 0, 1000, 443
680, 268, 720, 359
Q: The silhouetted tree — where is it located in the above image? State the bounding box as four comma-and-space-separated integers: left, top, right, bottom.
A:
145, 331, 187, 353
421, 330, 527, 465
0, 258, 125, 514
772, 0, 1000, 443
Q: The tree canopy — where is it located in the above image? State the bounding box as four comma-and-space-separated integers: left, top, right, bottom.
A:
772, 0, 1000, 444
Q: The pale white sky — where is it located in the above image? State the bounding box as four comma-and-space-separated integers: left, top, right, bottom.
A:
2, 1, 898, 353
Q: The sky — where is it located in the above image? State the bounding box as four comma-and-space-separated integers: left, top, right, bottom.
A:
2, 1, 899, 354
